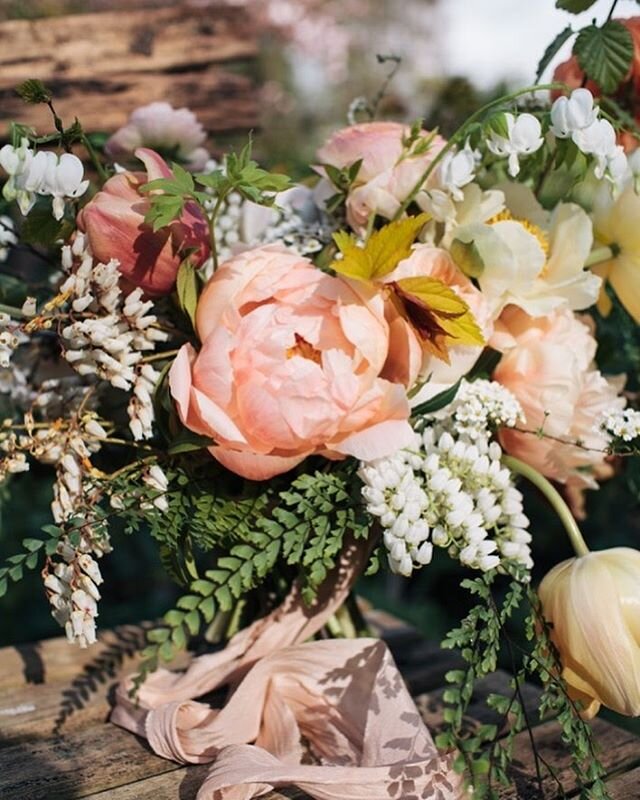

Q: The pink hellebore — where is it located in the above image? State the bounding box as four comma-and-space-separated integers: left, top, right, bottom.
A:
169, 245, 414, 480
77, 148, 209, 297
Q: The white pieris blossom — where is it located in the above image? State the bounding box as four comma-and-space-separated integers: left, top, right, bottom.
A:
437, 143, 477, 201
550, 88, 598, 140
600, 408, 640, 443
360, 430, 532, 578
487, 113, 543, 177
0, 140, 89, 219
59, 235, 168, 440
142, 463, 169, 512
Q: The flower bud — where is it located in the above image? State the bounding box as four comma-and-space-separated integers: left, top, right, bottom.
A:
539, 547, 640, 719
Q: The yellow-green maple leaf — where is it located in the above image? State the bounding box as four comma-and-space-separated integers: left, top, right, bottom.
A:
393, 276, 485, 363
331, 213, 431, 282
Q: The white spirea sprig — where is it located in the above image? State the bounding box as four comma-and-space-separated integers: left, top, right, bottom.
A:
60, 234, 168, 439
360, 380, 531, 579
427, 378, 524, 440
599, 408, 640, 443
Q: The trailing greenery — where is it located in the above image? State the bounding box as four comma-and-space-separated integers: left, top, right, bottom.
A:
0, 524, 66, 597
437, 572, 611, 799
104, 460, 372, 692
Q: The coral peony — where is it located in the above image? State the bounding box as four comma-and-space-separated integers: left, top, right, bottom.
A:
77, 148, 209, 297
492, 306, 624, 488
169, 245, 414, 480
316, 121, 445, 231
539, 547, 640, 719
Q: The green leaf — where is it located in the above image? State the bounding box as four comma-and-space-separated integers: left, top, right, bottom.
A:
175, 258, 199, 328
556, 0, 596, 12
199, 595, 215, 623
20, 206, 70, 247
536, 25, 575, 81
411, 378, 462, 418
0, 577, 7, 598
184, 610, 201, 636
21, 538, 43, 552
574, 21, 634, 93
450, 237, 485, 278
167, 428, 213, 455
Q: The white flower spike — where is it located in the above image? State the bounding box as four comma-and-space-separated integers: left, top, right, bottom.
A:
487, 113, 543, 177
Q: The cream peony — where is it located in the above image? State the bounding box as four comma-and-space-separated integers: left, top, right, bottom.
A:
169, 245, 414, 480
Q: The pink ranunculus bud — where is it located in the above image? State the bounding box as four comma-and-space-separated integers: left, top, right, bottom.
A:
77, 148, 209, 296
539, 547, 640, 719
168, 244, 414, 480
316, 121, 446, 232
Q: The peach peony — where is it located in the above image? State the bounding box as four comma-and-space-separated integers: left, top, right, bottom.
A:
78, 148, 209, 297
169, 245, 414, 480
492, 306, 624, 488
316, 121, 445, 231
381, 244, 493, 398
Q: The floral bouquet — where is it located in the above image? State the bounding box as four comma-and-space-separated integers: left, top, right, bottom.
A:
2, 2, 640, 798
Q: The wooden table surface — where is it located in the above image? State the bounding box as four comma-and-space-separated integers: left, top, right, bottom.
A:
0, 609, 639, 799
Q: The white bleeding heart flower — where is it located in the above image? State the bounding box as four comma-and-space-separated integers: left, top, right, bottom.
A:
437, 142, 477, 201
487, 113, 543, 177
550, 88, 599, 139
572, 118, 618, 179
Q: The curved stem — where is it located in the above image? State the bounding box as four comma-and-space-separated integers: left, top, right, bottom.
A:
502, 455, 589, 557
392, 82, 568, 221
585, 245, 615, 268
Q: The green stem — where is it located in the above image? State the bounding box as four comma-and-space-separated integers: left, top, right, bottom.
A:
0, 302, 29, 319
585, 245, 615, 268
207, 190, 228, 272
392, 82, 568, 221
502, 455, 589, 557
81, 133, 109, 183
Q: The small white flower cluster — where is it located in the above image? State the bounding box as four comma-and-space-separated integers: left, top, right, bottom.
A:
60, 235, 167, 438
0, 312, 21, 368
599, 407, 640, 443
0, 215, 16, 262
43, 526, 111, 648
428, 379, 524, 441
437, 142, 478, 201
251, 198, 333, 257
360, 429, 532, 578
0, 138, 89, 219
487, 113, 543, 178
550, 88, 627, 184
0, 431, 30, 480
142, 464, 169, 512
128, 364, 160, 441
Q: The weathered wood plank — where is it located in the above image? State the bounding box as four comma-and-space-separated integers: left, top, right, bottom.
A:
499, 718, 640, 799
0, 7, 256, 82
605, 766, 640, 798
0, 4, 259, 137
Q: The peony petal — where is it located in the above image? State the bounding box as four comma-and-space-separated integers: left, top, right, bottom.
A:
210, 446, 307, 481
331, 418, 414, 461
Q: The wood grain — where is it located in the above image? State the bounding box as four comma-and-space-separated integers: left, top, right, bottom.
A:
0, 4, 259, 137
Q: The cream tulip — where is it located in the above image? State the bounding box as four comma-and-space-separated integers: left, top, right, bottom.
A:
539, 547, 640, 719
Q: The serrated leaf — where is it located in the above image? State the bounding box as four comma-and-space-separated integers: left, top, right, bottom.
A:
176, 594, 200, 611
147, 628, 170, 643
330, 213, 430, 281
159, 640, 175, 662
184, 610, 200, 636
164, 609, 184, 626
556, 0, 596, 11
20, 206, 70, 247
536, 25, 575, 82
393, 276, 484, 363
574, 21, 634, 93
171, 624, 187, 649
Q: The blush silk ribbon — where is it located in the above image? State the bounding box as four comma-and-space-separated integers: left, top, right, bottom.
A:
111, 538, 466, 799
